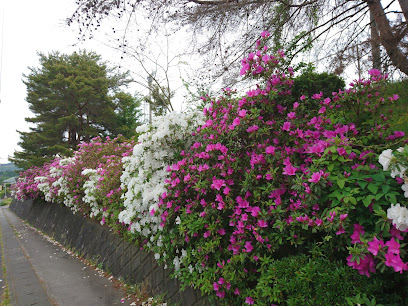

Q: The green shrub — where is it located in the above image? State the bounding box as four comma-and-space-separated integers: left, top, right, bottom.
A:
257, 254, 406, 305
291, 70, 345, 112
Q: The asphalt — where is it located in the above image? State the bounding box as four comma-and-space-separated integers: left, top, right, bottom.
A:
0, 206, 133, 306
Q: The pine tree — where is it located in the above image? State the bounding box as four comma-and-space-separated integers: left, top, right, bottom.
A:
11, 50, 133, 169
113, 92, 143, 139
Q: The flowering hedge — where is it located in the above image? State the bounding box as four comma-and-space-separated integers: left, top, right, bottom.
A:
119, 111, 204, 246
12, 32, 408, 304
13, 136, 134, 232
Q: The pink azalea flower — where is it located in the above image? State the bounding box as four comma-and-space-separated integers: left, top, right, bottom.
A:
238, 109, 247, 117
347, 254, 376, 277
308, 171, 322, 183
337, 147, 347, 156
283, 164, 297, 176
350, 224, 365, 244
385, 238, 400, 255
384, 253, 406, 273
216, 291, 225, 298
218, 228, 226, 235
336, 226, 345, 235
367, 236, 385, 256
287, 112, 296, 119
244, 241, 253, 253
217, 201, 225, 210
245, 297, 255, 305
211, 178, 226, 190
368, 68, 381, 76
265, 146, 276, 155
223, 186, 231, 195
250, 206, 261, 217
282, 121, 291, 131
257, 219, 267, 227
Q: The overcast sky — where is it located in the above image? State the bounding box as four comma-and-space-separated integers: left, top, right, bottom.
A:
0, 0, 131, 164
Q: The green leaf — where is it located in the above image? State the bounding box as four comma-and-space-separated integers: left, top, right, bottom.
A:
372, 204, 382, 212
362, 195, 375, 207
381, 185, 391, 194
386, 194, 397, 204
327, 163, 334, 172
367, 183, 379, 194
358, 181, 368, 189
337, 179, 345, 189
372, 173, 386, 182
375, 192, 384, 200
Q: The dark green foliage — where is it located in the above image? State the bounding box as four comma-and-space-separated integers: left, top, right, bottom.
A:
257, 254, 406, 305
113, 92, 143, 138
11, 50, 134, 170
291, 69, 345, 111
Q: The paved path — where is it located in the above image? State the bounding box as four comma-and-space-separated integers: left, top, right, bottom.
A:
0, 206, 132, 306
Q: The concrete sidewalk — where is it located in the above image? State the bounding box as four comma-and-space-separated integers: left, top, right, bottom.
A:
0, 206, 133, 306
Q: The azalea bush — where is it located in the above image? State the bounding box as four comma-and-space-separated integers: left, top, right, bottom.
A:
119, 111, 204, 247
12, 31, 408, 305
150, 33, 408, 304
13, 165, 45, 200
14, 136, 134, 228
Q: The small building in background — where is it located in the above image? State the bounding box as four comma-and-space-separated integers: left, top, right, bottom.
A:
1, 176, 17, 198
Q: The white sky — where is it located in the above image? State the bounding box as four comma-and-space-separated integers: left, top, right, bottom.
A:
0, 0, 155, 164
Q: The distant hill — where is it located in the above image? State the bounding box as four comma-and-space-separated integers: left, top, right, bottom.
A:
0, 163, 19, 172
0, 163, 20, 184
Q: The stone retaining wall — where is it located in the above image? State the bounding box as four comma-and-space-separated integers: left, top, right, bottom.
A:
10, 199, 210, 305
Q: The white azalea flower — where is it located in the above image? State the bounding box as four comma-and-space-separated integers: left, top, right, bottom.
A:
387, 203, 408, 231
119, 111, 204, 248
378, 149, 393, 171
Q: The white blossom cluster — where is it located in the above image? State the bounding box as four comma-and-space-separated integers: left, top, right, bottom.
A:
379, 147, 408, 197
35, 176, 52, 201
51, 157, 78, 211
119, 111, 204, 247
35, 163, 65, 202
380, 146, 408, 231
82, 168, 103, 218
387, 203, 408, 231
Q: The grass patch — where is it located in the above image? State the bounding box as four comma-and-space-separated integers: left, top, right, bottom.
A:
0, 199, 11, 207
384, 79, 408, 133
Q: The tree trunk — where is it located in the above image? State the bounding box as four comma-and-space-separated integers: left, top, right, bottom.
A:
366, 0, 408, 75
398, 0, 408, 23
370, 11, 381, 70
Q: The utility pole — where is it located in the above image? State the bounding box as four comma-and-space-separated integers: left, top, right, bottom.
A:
0, 9, 4, 104
147, 74, 152, 124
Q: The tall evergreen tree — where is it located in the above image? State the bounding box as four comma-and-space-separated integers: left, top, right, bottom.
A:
113, 92, 143, 139
11, 50, 132, 170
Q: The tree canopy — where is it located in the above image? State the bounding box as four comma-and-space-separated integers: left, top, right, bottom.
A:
11, 50, 136, 170
68, 0, 408, 84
